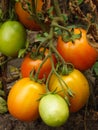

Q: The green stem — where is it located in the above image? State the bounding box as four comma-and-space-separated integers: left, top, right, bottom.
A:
0, 57, 12, 66
36, 27, 54, 54
45, 69, 53, 93
52, 0, 62, 17
46, 44, 73, 105
50, 42, 70, 66
34, 53, 51, 82
48, 40, 73, 96
51, 21, 72, 36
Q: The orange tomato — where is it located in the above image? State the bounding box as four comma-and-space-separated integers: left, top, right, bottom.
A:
49, 69, 90, 112
57, 28, 98, 70
7, 78, 46, 122
15, 0, 43, 30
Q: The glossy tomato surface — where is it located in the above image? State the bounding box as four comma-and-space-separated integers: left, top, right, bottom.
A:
21, 49, 57, 79
49, 69, 90, 112
39, 94, 69, 127
0, 20, 27, 57
7, 78, 46, 122
57, 28, 98, 70
15, 0, 43, 30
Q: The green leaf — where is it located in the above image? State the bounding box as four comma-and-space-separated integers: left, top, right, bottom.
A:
78, 0, 83, 5
15, 0, 19, 2
61, 14, 68, 22
0, 97, 8, 114
0, 81, 2, 89
18, 49, 26, 58
0, 90, 5, 97
18, 40, 29, 58
92, 62, 98, 76
36, 33, 49, 43
54, 27, 62, 35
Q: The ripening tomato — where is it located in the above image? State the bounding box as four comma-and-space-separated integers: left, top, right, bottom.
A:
15, 0, 43, 30
21, 48, 57, 79
49, 69, 90, 112
0, 20, 27, 57
39, 94, 69, 127
57, 28, 98, 70
7, 78, 46, 122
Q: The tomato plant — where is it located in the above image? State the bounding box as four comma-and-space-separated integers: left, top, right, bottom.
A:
49, 69, 90, 112
57, 28, 98, 71
7, 78, 46, 122
15, 0, 43, 31
0, 20, 27, 57
21, 48, 57, 79
39, 94, 69, 127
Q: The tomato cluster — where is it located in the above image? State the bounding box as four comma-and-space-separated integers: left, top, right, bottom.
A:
7, 68, 90, 126
1, 0, 97, 128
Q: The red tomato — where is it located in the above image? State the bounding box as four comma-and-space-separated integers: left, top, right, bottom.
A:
57, 28, 98, 70
15, 0, 43, 31
7, 78, 46, 122
21, 48, 57, 79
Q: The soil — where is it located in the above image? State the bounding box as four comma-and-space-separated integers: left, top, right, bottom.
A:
0, 107, 98, 130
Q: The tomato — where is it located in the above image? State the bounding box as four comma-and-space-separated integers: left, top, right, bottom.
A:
21, 48, 57, 79
7, 78, 46, 122
0, 20, 27, 57
57, 28, 98, 70
15, 0, 43, 31
39, 94, 69, 127
49, 69, 90, 112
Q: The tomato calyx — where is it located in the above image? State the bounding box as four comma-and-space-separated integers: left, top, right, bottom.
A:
62, 28, 82, 43
38, 90, 57, 101
29, 68, 46, 84
38, 89, 70, 107
56, 62, 74, 75
30, 49, 45, 60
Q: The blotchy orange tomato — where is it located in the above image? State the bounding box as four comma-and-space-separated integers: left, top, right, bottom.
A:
7, 78, 46, 122
15, 0, 43, 30
57, 28, 98, 70
49, 69, 90, 112
21, 48, 57, 79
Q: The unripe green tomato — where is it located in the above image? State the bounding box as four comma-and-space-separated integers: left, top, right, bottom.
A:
39, 94, 69, 127
0, 20, 27, 57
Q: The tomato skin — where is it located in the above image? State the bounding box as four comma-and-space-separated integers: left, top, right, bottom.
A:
57, 28, 98, 70
7, 78, 46, 122
0, 20, 27, 57
15, 0, 43, 31
21, 49, 57, 79
49, 69, 90, 112
39, 94, 69, 127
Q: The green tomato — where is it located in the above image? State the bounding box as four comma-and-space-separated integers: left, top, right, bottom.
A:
0, 20, 27, 57
39, 94, 69, 127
